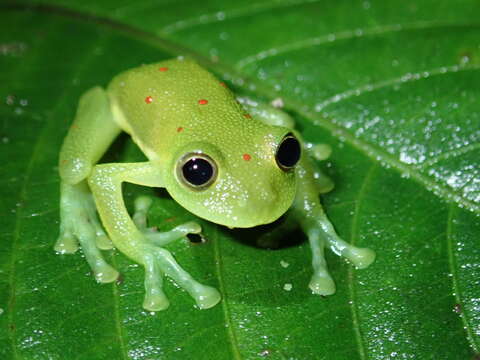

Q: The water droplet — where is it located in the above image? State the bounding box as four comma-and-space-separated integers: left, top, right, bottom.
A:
219, 32, 229, 41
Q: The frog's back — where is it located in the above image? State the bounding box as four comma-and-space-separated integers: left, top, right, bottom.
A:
107, 58, 246, 161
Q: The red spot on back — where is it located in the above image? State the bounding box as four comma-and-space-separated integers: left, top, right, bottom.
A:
159, 67, 169, 72
145, 96, 153, 104
243, 154, 251, 161
219, 82, 227, 87
198, 99, 208, 105
244, 114, 252, 119
177, 127, 184, 133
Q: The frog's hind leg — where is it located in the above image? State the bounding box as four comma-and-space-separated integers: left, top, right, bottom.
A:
57, 181, 119, 283
237, 96, 295, 128
56, 86, 121, 283
306, 152, 335, 194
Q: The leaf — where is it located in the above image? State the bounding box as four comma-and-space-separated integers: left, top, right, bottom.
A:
1, 1, 479, 359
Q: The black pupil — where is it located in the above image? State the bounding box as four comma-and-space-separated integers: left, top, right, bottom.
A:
182, 158, 214, 186
276, 136, 301, 169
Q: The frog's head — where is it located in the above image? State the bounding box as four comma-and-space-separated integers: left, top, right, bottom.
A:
164, 127, 301, 228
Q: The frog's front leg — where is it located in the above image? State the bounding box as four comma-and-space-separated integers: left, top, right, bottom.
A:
132, 196, 202, 247
293, 157, 376, 295
88, 162, 221, 311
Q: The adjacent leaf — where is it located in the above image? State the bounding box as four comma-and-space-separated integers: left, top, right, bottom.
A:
1, 1, 479, 359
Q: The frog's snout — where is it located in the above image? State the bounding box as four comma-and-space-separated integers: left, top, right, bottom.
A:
261, 191, 279, 210
240, 182, 282, 222
238, 183, 278, 208
236, 197, 248, 208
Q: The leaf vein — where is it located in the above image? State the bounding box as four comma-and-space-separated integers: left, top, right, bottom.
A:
110, 254, 129, 360
313, 64, 480, 112
4, 22, 69, 356
212, 226, 242, 360
418, 142, 480, 168
348, 163, 377, 360
236, 21, 480, 69
446, 204, 480, 352
161, 0, 320, 34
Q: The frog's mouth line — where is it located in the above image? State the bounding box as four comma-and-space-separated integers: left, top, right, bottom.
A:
191, 200, 293, 229
166, 172, 297, 229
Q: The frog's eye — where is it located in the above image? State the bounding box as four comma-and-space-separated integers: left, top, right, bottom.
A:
177, 153, 217, 189
275, 133, 301, 171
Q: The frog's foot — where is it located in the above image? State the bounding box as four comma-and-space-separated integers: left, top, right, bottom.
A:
305, 214, 376, 295
142, 253, 170, 311
309, 272, 336, 296
303, 143, 334, 194
236, 96, 295, 128
305, 143, 332, 161
315, 173, 334, 194
340, 246, 376, 269
317, 214, 376, 270
141, 244, 221, 311
56, 181, 119, 283
306, 228, 336, 295
132, 196, 220, 311
133, 196, 202, 247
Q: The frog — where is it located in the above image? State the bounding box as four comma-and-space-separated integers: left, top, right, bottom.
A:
56, 58, 375, 311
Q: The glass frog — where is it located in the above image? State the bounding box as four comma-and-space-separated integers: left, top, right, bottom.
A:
56, 58, 375, 311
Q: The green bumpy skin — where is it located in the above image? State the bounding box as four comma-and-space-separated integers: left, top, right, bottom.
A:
56, 58, 375, 311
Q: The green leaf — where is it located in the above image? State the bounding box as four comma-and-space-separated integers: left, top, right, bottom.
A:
1, 1, 479, 359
